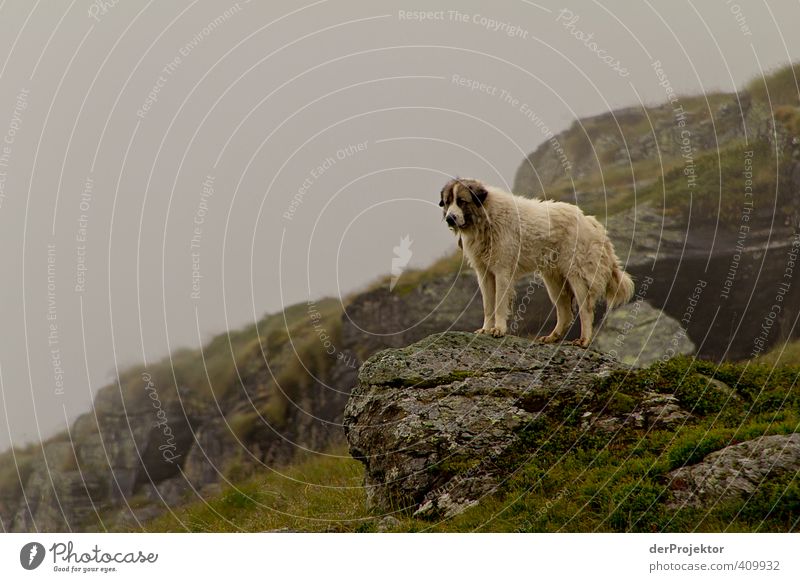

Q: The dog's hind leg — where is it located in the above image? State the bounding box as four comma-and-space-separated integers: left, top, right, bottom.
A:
474, 264, 496, 334
568, 276, 595, 347
539, 271, 573, 343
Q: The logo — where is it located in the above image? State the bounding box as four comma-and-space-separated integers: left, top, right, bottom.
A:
390, 234, 413, 291
20, 542, 46, 570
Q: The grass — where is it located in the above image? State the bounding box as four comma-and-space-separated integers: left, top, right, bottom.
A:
400, 357, 800, 532
520, 63, 800, 225
128, 446, 370, 533
752, 338, 800, 368
543, 135, 785, 226
545, 156, 682, 217
128, 355, 799, 533
645, 138, 783, 222
746, 63, 800, 109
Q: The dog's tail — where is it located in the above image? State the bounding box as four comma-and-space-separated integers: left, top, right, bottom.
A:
606, 263, 635, 309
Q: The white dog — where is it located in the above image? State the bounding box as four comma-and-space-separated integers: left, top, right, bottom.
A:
440, 178, 634, 347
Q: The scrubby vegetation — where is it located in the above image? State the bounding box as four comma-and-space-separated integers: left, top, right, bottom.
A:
530, 63, 800, 222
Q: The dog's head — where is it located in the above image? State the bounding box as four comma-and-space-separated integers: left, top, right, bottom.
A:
439, 178, 488, 230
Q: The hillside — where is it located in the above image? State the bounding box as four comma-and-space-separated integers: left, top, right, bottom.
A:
134, 336, 800, 533
2, 64, 800, 533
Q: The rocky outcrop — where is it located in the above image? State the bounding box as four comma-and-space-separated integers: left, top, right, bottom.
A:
343, 332, 628, 518
513, 93, 771, 196
3, 312, 359, 532
667, 433, 800, 509
593, 301, 695, 367
512, 77, 800, 362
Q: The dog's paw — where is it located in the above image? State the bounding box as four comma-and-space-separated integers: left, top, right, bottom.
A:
571, 338, 590, 348
537, 334, 560, 344
474, 328, 488, 335
489, 327, 506, 338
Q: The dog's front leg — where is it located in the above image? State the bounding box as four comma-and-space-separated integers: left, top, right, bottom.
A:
474, 264, 496, 334
490, 270, 513, 337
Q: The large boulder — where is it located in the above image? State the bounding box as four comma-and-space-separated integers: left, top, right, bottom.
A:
593, 300, 695, 367
667, 433, 800, 509
343, 331, 627, 518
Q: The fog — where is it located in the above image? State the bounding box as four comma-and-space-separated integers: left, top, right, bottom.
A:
1, 0, 799, 452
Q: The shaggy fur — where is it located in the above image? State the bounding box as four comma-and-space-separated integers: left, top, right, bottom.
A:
440, 178, 634, 346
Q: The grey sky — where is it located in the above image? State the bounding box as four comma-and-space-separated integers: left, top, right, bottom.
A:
0, 0, 799, 452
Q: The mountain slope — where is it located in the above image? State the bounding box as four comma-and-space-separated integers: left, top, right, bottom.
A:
2, 64, 800, 532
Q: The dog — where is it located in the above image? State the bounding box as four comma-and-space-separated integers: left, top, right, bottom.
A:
439, 178, 634, 347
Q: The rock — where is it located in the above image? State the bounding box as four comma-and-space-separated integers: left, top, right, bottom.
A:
513, 92, 800, 363
182, 417, 243, 488
584, 391, 692, 434
343, 331, 626, 518
140, 475, 188, 506
375, 515, 401, 532
640, 392, 692, 430
667, 433, 800, 509
594, 301, 695, 367
697, 375, 741, 402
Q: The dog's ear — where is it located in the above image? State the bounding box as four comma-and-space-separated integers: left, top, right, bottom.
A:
438, 187, 445, 207
470, 184, 488, 206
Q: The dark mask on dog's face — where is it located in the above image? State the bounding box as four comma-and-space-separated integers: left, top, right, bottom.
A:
440, 178, 488, 230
